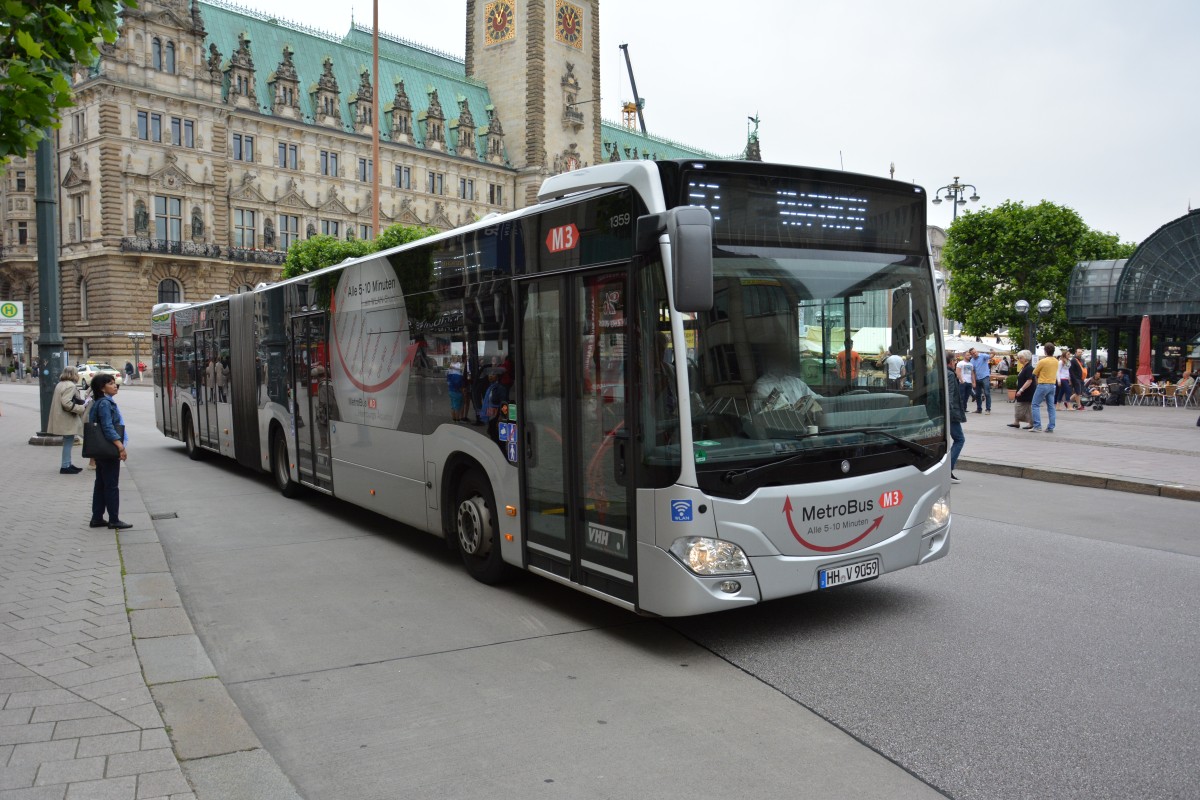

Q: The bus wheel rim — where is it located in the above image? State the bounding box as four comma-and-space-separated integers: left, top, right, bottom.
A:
457, 496, 490, 557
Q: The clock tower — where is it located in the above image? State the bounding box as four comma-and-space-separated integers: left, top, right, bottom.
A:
466, 0, 601, 206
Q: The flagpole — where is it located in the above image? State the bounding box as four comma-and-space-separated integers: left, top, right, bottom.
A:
371, 0, 381, 237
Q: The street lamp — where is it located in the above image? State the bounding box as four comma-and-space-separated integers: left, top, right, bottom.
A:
126, 332, 146, 380
931, 176, 980, 223
1014, 299, 1052, 350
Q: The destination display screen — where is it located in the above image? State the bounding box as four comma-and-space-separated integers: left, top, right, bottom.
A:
675, 167, 927, 254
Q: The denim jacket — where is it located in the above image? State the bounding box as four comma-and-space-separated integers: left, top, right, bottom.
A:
90, 395, 125, 447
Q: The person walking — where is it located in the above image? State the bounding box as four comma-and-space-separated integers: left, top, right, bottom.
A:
1007, 350, 1035, 429
48, 366, 88, 473
946, 353, 966, 483
87, 374, 132, 530
1031, 343, 1059, 432
969, 347, 992, 414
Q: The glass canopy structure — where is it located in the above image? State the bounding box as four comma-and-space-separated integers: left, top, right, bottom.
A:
1068, 210, 1200, 375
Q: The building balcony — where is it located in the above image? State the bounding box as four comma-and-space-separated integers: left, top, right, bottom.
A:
0, 243, 34, 260
117, 238, 285, 266
227, 247, 285, 266
120, 237, 223, 258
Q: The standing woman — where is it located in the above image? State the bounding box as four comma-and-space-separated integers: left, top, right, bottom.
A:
1055, 352, 1072, 409
88, 374, 132, 530
48, 366, 88, 473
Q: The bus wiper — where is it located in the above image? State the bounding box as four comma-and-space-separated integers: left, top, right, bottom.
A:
806, 427, 934, 460
720, 451, 812, 486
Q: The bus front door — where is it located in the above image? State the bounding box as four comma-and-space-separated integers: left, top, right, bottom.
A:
519, 270, 635, 606
290, 314, 333, 491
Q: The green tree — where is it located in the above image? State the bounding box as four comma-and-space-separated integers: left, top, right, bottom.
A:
943, 200, 1136, 348
279, 235, 371, 280
0, 0, 128, 162
279, 224, 439, 308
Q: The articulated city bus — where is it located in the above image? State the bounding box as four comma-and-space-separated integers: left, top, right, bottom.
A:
151, 159, 950, 616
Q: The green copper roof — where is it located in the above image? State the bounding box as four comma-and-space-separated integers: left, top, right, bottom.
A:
599, 120, 738, 162
199, 0, 500, 162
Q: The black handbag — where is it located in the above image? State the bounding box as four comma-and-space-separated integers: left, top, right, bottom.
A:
82, 404, 124, 459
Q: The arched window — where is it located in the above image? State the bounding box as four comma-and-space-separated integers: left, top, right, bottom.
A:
157, 278, 182, 304
79, 278, 89, 321
165, 41, 175, 74
152, 38, 162, 70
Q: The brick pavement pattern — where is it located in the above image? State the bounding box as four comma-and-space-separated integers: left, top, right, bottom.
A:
0, 393, 195, 800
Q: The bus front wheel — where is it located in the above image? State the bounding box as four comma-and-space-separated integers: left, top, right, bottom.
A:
271, 430, 303, 498
454, 470, 509, 585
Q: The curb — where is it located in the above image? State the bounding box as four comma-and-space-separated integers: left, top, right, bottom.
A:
958, 457, 1200, 502
118, 467, 304, 800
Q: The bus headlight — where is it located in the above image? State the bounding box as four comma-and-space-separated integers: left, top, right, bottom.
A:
924, 495, 950, 535
669, 537, 752, 576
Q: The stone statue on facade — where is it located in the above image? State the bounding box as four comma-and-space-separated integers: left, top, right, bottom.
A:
191, 207, 204, 239
134, 200, 149, 235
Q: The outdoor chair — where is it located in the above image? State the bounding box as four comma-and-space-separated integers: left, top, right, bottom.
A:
1129, 384, 1147, 406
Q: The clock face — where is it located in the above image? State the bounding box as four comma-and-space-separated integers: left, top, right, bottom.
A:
484, 1, 514, 45
555, 0, 583, 49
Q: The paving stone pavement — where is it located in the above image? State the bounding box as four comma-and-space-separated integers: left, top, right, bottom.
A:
0, 392, 194, 798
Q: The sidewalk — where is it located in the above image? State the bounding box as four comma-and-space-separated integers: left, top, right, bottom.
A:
956, 393, 1200, 501
0, 382, 298, 800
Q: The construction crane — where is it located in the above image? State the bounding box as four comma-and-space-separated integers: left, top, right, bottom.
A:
618, 43, 647, 135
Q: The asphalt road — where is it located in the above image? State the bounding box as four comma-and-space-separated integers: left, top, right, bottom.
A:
118, 389, 1199, 800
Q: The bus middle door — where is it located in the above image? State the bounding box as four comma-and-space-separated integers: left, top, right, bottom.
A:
194, 330, 218, 448
518, 269, 636, 606
290, 313, 333, 491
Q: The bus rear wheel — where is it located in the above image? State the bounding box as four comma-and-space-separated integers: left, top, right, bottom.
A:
454, 469, 509, 585
183, 416, 204, 461
271, 430, 303, 498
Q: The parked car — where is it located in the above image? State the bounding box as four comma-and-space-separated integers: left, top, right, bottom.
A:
77, 363, 124, 390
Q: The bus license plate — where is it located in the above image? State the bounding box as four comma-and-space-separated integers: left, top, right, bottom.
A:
819, 558, 880, 589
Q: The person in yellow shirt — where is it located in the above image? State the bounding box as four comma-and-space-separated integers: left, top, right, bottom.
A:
1030, 343, 1059, 432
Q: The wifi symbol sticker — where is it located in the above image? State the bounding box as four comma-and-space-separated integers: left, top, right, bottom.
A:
670, 500, 693, 522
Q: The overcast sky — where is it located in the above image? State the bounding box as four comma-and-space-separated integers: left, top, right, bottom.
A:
229, 0, 1195, 244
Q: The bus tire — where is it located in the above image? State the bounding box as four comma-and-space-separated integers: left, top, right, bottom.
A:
453, 469, 510, 585
271, 429, 303, 498
182, 413, 204, 461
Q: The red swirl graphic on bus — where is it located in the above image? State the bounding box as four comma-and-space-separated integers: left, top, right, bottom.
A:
783, 496, 883, 552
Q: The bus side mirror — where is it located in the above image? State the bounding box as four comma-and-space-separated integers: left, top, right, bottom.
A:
636, 206, 714, 312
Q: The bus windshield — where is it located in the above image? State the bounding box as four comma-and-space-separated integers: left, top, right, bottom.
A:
676, 246, 946, 498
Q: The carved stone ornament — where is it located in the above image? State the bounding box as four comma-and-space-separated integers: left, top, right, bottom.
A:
318, 57, 339, 94
458, 97, 475, 129
426, 88, 444, 120
207, 44, 222, 81
276, 46, 297, 82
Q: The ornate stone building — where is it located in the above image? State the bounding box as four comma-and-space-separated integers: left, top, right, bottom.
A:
0, 0, 726, 366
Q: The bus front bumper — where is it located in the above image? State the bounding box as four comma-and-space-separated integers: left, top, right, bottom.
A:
636, 521, 950, 617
